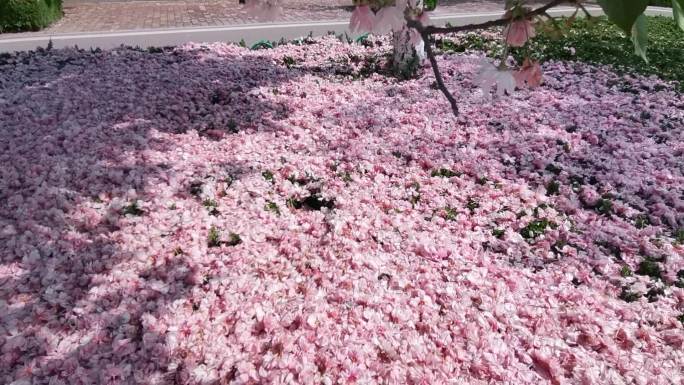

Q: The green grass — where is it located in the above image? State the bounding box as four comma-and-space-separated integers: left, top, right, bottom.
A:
431, 168, 461, 178
440, 16, 684, 89
0, 0, 63, 33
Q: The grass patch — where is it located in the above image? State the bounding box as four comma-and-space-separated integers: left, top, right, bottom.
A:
262, 170, 275, 183
442, 206, 458, 221
619, 287, 642, 303
264, 201, 280, 215
620, 265, 633, 277
634, 214, 650, 229
203, 199, 220, 216
226, 232, 242, 246
207, 226, 221, 248
636, 258, 663, 279
546, 180, 560, 196
287, 194, 335, 211
595, 197, 613, 216
675, 228, 684, 244
122, 201, 144, 216
442, 16, 684, 89
207, 226, 242, 248
466, 198, 479, 213
431, 168, 461, 178
189, 181, 203, 197
520, 218, 555, 240
645, 286, 665, 302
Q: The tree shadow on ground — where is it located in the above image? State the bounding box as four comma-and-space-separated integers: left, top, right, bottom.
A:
0, 44, 300, 384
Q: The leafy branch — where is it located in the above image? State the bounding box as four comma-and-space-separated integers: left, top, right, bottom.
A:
418, 0, 569, 35
407, 0, 572, 116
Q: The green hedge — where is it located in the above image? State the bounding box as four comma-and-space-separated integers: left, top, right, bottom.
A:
0, 0, 63, 33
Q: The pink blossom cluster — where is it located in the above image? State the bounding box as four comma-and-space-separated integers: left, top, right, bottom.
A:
0, 37, 683, 385
503, 19, 537, 48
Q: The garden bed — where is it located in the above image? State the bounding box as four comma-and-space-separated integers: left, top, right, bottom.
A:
0, 35, 683, 384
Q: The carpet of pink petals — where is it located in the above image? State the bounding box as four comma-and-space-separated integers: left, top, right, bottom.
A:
1, 36, 683, 385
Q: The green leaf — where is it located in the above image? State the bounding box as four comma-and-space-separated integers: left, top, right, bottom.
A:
251, 40, 273, 50
673, 0, 684, 32
631, 14, 649, 62
597, 0, 648, 34
424, 0, 437, 11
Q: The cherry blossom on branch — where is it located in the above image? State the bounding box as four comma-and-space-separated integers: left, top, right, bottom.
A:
242, 0, 681, 115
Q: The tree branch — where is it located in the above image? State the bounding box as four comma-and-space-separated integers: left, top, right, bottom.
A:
407, 0, 572, 117
421, 30, 459, 115
417, 0, 569, 35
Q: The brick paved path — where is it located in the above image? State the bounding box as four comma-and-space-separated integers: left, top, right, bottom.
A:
26, 0, 536, 34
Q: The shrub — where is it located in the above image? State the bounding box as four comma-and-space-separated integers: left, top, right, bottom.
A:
0, 0, 63, 33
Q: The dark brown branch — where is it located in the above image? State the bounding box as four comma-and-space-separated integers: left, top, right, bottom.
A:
420, 31, 459, 116
417, 0, 569, 35
406, 0, 572, 117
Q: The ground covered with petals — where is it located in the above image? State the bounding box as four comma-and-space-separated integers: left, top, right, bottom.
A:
1, 37, 683, 385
